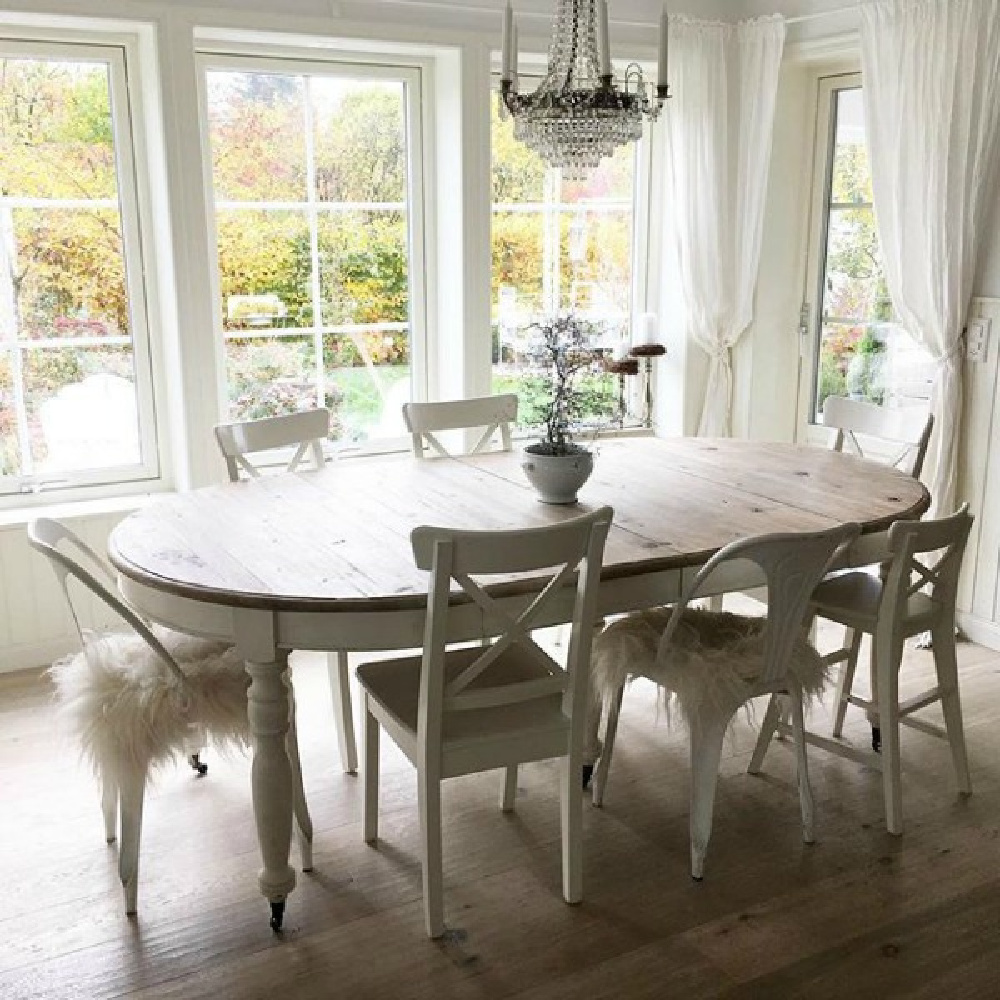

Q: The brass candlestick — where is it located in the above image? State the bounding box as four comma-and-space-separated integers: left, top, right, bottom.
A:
630, 343, 666, 428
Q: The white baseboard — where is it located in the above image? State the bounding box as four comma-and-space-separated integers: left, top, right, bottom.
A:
0, 637, 77, 675
957, 611, 1000, 652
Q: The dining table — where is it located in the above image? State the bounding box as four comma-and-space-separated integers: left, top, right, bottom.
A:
108, 436, 930, 927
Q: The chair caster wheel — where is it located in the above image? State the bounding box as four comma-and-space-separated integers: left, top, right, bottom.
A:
269, 900, 285, 932
582, 764, 594, 789
871, 727, 881, 753
188, 753, 208, 776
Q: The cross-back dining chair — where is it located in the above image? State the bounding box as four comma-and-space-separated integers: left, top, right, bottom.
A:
751, 505, 974, 835
28, 517, 313, 916
402, 394, 518, 459
591, 521, 860, 880
357, 505, 613, 938
213, 407, 359, 776
822, 395, 934, 479
814, 395, 935, 747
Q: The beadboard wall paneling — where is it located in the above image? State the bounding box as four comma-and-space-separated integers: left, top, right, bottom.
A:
0, 512, 130, 674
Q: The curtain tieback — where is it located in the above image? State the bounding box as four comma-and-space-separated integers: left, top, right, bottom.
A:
934, 341, 964, 367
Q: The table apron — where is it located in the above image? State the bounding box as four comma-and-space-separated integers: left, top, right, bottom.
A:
115, 528, 890, 652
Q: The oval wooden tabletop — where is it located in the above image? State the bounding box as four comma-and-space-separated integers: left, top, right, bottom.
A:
109, 437, 930, 612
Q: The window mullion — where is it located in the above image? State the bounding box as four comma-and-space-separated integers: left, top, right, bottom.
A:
303, 76, 325, 412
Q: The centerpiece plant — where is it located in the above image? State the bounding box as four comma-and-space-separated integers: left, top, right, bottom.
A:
520, 313, 601, 503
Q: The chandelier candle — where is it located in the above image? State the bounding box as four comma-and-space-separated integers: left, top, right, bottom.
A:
500, 0, 671, 179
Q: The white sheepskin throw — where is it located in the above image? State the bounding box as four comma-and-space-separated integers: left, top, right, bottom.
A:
591, 607, 827, 728
48, 628, 251, 787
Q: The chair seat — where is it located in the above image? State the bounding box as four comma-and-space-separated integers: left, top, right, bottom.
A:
592, 607, 827, 723
50, 627, 251, 779
358, 643, 569, 776
811, 570, 941, 635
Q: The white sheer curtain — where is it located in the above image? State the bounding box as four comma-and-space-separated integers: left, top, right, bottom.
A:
662, 16, 785, 437
861, 0, 1000, 514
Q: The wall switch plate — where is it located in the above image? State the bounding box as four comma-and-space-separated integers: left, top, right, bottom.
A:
967, 317, 991, 363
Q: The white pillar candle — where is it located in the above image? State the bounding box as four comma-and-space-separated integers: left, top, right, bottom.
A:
640, 312, 658, 344
598, 0, 612, 77
657, 7, 669, 90
502, 0, 514, 82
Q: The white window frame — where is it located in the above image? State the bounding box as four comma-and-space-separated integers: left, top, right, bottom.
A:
0, 36, 161, 505
196, 49, 429, 457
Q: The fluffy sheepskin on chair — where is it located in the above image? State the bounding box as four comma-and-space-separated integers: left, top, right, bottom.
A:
49, 627, 251, 789
591, 607, 828, 725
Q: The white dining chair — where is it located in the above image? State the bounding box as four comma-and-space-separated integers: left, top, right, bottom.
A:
591, 522, 860, 880
822, 395, 934, 479
814, 395, 935, 746
357, 506, 613, 938
28, 517, 313, 916
751, 505, 974, 836
213, 407, 359, 776
402, 393, 518, 459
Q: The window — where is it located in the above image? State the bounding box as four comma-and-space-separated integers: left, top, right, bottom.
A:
806, 77, 933, 422
0, 41, 159, 499
490, 89, 645, 430
203, 58, 424, 449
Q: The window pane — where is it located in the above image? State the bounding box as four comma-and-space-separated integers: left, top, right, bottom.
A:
10, 207, 128, 339
206, 72, 306, 202
1, 50, 156, 491
207, 64, 416, 446
823, 205, 891, 322
490, 91, 638, 430
216, 209, 311, 331
317, 211, 408, 326
0, 351, 19, 476
830, 88, 872, 205
812, 85, 933, 420
225, 335, 316, 421
324, 331, 409, 443
0, 58, 117, 200
23, 345, 140, 472
312, 80, 406, 203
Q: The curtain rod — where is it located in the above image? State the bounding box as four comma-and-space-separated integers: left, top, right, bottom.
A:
355, 2, 861, 29
785, 5, 859, 26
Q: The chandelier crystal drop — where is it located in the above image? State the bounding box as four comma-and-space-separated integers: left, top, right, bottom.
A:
501, 0, 670, 180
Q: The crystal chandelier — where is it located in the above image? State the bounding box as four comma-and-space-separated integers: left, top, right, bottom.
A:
500, 1, 670, 180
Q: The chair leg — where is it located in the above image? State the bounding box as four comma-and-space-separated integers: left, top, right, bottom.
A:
688, 715, 729, 881
932, 622, 972, 796
788, 691, 816, 843
874, 633, 903, 835
418, 768, 445, 939
560, 748, 584, 905
591, 685, 624, 807
501, 765, 518, 812
747, 693, 782, 774
118, 769, 146, 916
831, 627, 862, 738
285, 708, 314, 872
100, 769, 118, 844
362, 702, 380, 845
328, 650, 358, 775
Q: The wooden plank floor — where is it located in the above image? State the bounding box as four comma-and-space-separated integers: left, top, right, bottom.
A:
2, 619, 999, 999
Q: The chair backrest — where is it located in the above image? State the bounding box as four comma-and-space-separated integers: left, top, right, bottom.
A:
27, 518, 188, 686
402, 394, 518, 460
213, 408, 330, 482
880, 504, 974, 634
823, 396, 934, 479
410, 505, 613, 749
661, 521, 861, 687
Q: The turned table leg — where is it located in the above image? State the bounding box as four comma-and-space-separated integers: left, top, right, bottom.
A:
239, 611, 296, 931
